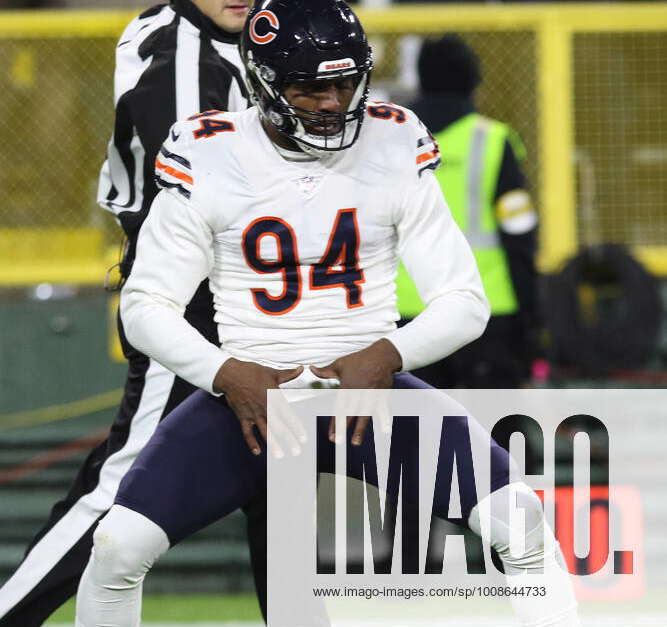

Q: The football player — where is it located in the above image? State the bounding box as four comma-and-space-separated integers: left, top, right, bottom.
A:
74, 1, 579, 626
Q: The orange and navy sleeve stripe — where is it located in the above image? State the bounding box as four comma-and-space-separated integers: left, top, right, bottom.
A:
416, 132, 441, 177
155, 145, 193, 199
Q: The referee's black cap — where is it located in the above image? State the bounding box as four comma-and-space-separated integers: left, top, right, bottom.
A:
418, 34, 482, 95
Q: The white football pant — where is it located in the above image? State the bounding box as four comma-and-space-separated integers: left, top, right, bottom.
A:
76, 482, 579, 627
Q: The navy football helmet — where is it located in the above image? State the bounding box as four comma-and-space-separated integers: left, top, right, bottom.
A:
240, 0, 373, 153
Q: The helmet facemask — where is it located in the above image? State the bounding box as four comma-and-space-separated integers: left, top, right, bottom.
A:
246, 51, 372, 155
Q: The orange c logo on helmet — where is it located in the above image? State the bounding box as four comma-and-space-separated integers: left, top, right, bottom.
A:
249, 10, 280, 45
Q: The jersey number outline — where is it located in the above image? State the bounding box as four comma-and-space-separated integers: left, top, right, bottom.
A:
368, 103, 407, 124
188, 111, 236, 140
242, 209, 364, 316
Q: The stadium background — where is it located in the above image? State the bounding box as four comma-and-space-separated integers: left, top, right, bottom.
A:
1, 1, 666, 624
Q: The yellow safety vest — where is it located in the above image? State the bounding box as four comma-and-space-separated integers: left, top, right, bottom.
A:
396, 113, 520, 318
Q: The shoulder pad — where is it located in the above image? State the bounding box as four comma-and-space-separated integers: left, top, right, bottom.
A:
366, 102, 441, 178
155, 110, 244, 201
155, 120, 195, 201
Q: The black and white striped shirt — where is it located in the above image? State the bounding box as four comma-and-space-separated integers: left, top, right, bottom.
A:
98, 1, 249, 270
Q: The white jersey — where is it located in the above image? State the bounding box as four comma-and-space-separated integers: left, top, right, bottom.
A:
121, 104, 489, 393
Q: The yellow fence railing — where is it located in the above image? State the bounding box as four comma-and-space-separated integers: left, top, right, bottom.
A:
1, 4, 666, 284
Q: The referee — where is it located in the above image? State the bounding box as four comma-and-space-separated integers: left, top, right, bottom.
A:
0, 2, 269, 625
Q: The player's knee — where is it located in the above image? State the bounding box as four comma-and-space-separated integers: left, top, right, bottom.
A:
499, 485, 548, 571
92, 505, 170, 586
469, 482, 553, 573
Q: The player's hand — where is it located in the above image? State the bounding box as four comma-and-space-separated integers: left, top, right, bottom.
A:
213, 358, 304, 457
311, 339, 401, 446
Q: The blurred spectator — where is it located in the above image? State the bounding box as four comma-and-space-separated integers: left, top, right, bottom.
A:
397, 34, 541, 388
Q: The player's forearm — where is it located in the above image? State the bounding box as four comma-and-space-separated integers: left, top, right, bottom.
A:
121, 290, 230, 394
385, 288, 490, 372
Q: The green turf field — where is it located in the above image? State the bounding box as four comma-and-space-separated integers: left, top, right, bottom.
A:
46, 594, 262, 624
45, 591, 667, 625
